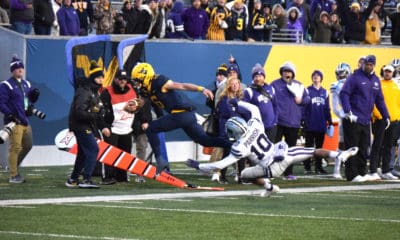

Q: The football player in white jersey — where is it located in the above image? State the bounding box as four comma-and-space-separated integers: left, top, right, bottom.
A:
187, 100, 358, 197
330, 62, 352, 179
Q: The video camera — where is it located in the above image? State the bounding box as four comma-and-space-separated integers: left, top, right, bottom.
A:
0, 122, 16, 144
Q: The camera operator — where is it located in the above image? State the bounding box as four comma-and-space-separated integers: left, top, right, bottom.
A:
65, 60, 107, 189
0, 55, 41, 184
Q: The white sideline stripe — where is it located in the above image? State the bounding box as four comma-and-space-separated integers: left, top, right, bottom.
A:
0, 184, 399, 206
64, 203, 400, 224
296, 192, 400, 200
0, 231, 140, 240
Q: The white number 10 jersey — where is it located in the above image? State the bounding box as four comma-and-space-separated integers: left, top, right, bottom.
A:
230, 118, 274, 168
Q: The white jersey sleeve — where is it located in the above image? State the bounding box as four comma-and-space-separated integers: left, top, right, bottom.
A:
330, 80, 345, 118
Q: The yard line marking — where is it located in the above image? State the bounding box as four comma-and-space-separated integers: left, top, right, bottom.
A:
63, 203, 400, 224
295, 192, 400, 200
158, 199, 193, 202
0, 206, 36, 209
0, 184, 399, 206
105, 201, 143, 204
0, 230, 140, 240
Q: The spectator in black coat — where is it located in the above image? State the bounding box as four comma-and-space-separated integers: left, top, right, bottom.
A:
33, 0, 55, 35
389, 3, 400, 45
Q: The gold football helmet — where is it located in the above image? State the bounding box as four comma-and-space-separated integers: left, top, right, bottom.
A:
131, 62, 155, 93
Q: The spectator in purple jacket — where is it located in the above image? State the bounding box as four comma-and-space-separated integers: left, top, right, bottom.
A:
182, 0, 209, 39
57, 0, 80, 35
286, 6, 303, 42
271, 61, 310, 180
339, 55, 390, 182
10, 0, 34, 34
243, 63, 277, 140
166, 1, 187, 39
302, 70, 333, 174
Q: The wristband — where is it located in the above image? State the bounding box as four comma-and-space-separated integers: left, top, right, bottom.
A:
197, 86, 204, 92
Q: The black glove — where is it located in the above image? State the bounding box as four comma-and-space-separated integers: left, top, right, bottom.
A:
228, 98, 239, 108
25, 105, 34, 116
6, 114, 19, 123
28, 88, 40, 103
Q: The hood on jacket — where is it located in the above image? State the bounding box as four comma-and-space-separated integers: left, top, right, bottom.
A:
287, 6, 301, 21
171, 1, 184, 14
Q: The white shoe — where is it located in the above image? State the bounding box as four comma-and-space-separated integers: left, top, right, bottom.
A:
381, 172, 399, 180
365, 173, 381, 181
211, 173, 220, 182
135, 176, 146, 183
260, 185, 280, 197
351, 175, 367, 182
337, 147, 359, 163
333, 173, 343, 180
391, 169, 400, 177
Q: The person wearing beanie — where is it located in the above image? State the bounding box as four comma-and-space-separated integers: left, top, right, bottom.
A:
369, 64, 400, 181
271, 61, 310, 180
98, 69, 147, 184
340, 54, 390, 182
302, 70, 333, 174
0, 55, 41, 183
66, 60, 106, 188
243, 63, 277, 140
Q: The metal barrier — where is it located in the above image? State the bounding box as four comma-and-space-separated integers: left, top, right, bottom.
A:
271, 28, 304, 43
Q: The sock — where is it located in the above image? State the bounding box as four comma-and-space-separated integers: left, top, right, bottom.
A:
329, 151, 339, 158
263, 178, 272, 190
333, 151, 340, 175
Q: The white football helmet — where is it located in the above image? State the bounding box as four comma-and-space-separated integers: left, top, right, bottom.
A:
225, 116, 247, 142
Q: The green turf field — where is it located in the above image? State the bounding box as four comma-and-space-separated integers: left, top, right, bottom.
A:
0, 163, 399, 240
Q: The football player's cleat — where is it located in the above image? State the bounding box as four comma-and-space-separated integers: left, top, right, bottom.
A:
261, 184, 280, 197
336, 147, 359, 163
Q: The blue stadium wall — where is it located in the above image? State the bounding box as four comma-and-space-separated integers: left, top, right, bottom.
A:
0, 27, 399, 165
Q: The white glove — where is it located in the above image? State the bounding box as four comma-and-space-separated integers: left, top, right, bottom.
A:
286, 82, 304, 98
327, 125, 334, 137
254, 24, 264, 30
219, 20, 228, 29
385, 118, 390, 130
345, 111, 358, 123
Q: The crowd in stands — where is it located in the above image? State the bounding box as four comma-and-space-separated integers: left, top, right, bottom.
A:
0, 0, 399, 45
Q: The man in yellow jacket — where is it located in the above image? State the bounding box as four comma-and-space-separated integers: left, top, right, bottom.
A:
370, 64, 400, 180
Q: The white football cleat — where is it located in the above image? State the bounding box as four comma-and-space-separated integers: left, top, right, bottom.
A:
333, 173, 343, 180
365, 173, 381, 181
211, 173, 220, 182
337, 147, 359, 163
260, 185, 280, 197
351, 175, 367, 182
381, 172, 399, 180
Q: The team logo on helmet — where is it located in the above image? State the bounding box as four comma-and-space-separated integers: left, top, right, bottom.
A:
131, 63, 155, 93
